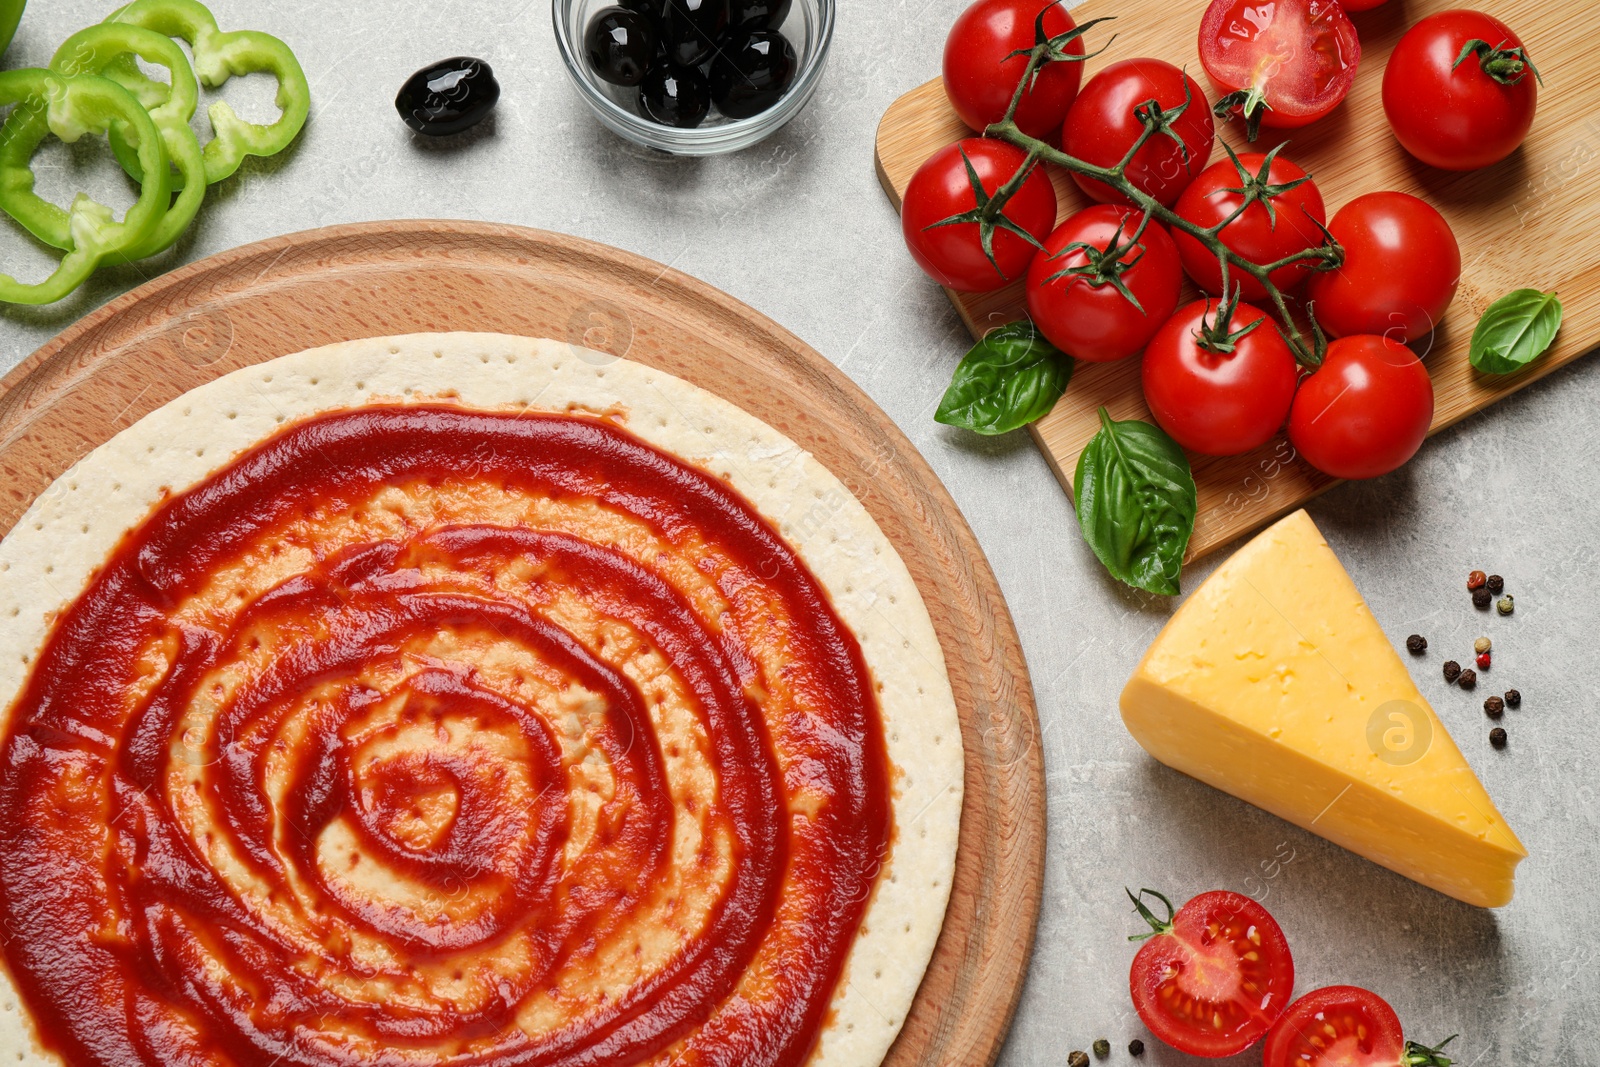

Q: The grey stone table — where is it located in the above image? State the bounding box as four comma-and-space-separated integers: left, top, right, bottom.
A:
1, 1, 1591, 1063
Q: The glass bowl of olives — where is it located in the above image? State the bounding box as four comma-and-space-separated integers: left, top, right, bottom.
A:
553, 0, 834, 154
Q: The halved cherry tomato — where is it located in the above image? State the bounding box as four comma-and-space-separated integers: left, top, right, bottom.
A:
1061, 59, 1215, 208
1288, 335, 1434, 480
1127, 889, 1295, 1058
1305, 192, 1460, 345
943, 0, 1088, 140
1141, 297, 1298, 455
1172, 149, 1326, 301
1025, 206, 1182, 362
1383, 10, 1539, 171
1262, 986, 1458, 1067
901, 138, 1058, 292
1199, 0, 1361, 134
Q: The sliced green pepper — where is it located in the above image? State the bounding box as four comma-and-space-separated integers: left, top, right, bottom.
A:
0, 69, 170, 304
102, 0, 309, 186
3, 24, 208, 259
0, 1, 24, 60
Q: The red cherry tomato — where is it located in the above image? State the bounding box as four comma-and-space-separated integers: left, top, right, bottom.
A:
943, 0, 1087, 140
1025, 206, 1182, 363
1141, 298, 1298, 455
901, 138, 1058, 293
1127, 889, 1295, 1057
1199, 0, 1360, 131
1383, 10, 1539, 171
1262, 986, 1409, 1067
1305, 192, 1461, 345
1289, 335, 1434, 480
1062, 59, 1215, 208
1172, 150, 1326, 300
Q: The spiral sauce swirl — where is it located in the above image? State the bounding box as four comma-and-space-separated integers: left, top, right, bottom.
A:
0, 407, 890, 1067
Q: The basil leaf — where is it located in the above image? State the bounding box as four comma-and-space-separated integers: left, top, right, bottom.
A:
1469, 289, 1563, 375
1072, 408, 1196, 596
935, 321, 1073, 435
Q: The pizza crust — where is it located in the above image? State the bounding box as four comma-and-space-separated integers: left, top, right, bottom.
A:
0, 333, 964, 1067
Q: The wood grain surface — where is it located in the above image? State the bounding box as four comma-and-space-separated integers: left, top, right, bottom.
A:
0, 221, 1045, 1067
876, 0, 1600, 560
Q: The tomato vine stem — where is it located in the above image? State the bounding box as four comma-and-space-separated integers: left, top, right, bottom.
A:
974, 14, 1342, 367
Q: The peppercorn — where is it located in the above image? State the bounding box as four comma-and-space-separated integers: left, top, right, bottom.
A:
1476, 651, 1492, 669
1458, 667, 1477, 690
1128, 1040, 1146, 1057
1467, 569, 1487, 591
1093, 1039, 1111, 1058
1472, 587, 1492, 609
1474, 636, 1491, 654
1490, 727, 1507, 749
1487, 574, 1504, 594
1497, 595, 1515, 615
1406, 634, 1427, 655
1484, 695, 1505, 718
1069, 1052, 1090, 1067
1505, 688, 1521, 708
1442, 660, 1461, 683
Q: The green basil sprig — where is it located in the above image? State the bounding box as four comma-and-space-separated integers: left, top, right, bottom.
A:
1072, 408, 1196, 596
935, 321, 1073, 435
1469, 289, 1563, 375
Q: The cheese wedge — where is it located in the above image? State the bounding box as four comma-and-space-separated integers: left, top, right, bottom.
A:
1120, 510, 1526, 907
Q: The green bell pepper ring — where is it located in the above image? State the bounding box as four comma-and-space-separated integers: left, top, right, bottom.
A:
0, 1, 25, 60
0, 69, 170, 304
102, 0, 310, 187
22, 24, 208, 259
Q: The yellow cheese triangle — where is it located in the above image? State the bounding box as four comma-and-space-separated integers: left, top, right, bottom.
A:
1120, 509, 1526, 907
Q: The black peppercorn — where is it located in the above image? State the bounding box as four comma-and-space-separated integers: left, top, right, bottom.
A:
1484, 695, 1505, 718
1458, 668, 1477, 690
1505, 688, 1521, 708
1487, 574, 1504, 594
1406, 634, 1427, 655
1442, 660, 1461, 684
1490, 727, 1507, 748
1093, 1039, 1111, 1058
1128, 1040, 1146, 1057
1472, 587, 1492, 609
1069, 1052, 1090, 1067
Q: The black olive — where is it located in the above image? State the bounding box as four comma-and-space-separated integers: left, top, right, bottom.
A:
639, 63, 711, 128
709, 29, 796, 119
659, 0, 728, 68
585, 7, 656, 87
395, 56, 500, 136
728, 0, 791, 27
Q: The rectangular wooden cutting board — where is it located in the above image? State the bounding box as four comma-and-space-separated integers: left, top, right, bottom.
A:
876, 0, 1600, 561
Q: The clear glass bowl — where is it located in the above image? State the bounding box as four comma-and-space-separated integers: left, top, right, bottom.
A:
553, 0, 835, 155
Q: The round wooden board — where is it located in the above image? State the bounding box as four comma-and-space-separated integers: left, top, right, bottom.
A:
0, 221, 1045, 1067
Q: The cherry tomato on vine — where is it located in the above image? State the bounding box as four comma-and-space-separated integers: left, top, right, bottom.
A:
901, 138, 1058, 292
1127, 888, 1295, 1058
1172, 148, 1327, 301
1289, 335, 1434, 481
943, 0, 1089, 140
1383, 10, 1540, 172
1141, 296, 1298, 456
1199, 0, 1360, 137
1025, 206, 1182, 363
1061, 59, 1215, 208
1263, 986, 1459, 1067
1305, 192, 1460, 345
